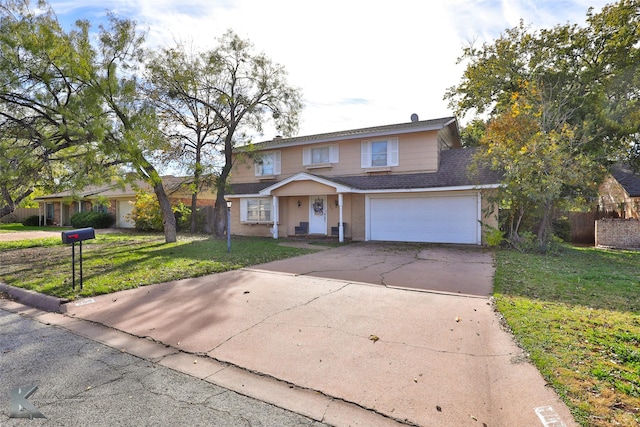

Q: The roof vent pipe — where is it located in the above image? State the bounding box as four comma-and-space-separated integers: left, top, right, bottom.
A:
410, 113, 419, 122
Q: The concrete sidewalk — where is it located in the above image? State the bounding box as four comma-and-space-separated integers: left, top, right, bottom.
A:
57, 266, 575, 426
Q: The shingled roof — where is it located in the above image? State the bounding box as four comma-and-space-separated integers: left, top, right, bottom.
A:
245, 116, 458, 150
229, 148, 501, 195
611, 164, 640, 197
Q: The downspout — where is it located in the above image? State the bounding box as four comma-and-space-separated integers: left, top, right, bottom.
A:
338, 193, 344, 243
272, 196, 279, 239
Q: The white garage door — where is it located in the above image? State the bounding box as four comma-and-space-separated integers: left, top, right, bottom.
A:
117, 200, 135, 229
369, 194, 479, 244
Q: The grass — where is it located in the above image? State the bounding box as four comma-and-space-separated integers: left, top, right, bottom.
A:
0, 223, 67, 232
0, 230, 313, 300
494, 245, 640, 426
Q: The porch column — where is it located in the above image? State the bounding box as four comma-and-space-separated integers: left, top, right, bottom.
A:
60, 201, 63, 226
338, 193, 344, 243
272, 195, 278, 239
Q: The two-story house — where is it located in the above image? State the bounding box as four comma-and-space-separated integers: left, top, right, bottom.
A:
227, 116, 501, 245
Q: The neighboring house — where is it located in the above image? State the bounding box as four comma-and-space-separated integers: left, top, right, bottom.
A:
227, 116, 502, 245
598, 164, 640, 219
35, 176, 216, 228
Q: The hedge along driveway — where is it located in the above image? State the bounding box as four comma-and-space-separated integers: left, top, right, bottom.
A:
0, 232, 314, 300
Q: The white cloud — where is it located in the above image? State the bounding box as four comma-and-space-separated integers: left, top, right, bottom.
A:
49, 0, 610, 137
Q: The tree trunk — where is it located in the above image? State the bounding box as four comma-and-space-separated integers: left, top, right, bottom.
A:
153, 181, 177, 243
138, 159, 177, 244
0, 186, 16, 216
214, 191, 227, 238
190, 152, 202, 233
214, 133, 234, 238
537, 201, 553, 252
190, 192, 198, 233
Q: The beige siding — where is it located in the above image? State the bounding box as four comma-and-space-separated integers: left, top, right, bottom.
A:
231, 130, 440, 184
599, 175, 638, 219
351, 194, 366, 241
480, 189, 499, 245
272, 181, 336, 197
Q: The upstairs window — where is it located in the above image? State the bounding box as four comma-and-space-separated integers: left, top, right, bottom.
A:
361, 138, 399, 168
303, 145, 339, 167
255, 151, 281, 176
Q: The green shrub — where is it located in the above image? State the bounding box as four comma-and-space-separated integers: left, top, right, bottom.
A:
70, 212, 115, 229
174, 204, 208, 233
552, 218, 571, 242
22, 215, 40, 226
130, 193, 208, 233
484, 226, 504, 247
130, 192, 163, 231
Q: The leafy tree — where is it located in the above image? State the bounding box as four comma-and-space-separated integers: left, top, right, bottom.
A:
446, 0, 640, 249
0, 1, 116, 215
144, 44, 224, 233
186, 30, 304, 237
459, 119, 486, 148
0, 0, 177, 242
479, 85, 605, 250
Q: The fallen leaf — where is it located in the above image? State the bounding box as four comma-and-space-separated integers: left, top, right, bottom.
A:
455, 317, 462, 322
369, 335, 380, 343
193, 360, 197, 364
413, 378, 418, 383
436, 406, 442, 412
243, 291, 250, 294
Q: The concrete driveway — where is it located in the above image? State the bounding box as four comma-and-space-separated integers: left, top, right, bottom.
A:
53, 242, 576, 426
255, 242, 495, 296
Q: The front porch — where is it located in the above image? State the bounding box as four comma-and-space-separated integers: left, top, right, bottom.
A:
228, 173, 361, 242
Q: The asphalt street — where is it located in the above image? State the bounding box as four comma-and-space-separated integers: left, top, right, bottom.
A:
0, 308, 328, 427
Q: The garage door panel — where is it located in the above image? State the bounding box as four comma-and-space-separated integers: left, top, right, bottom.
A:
369, 195, 478, 244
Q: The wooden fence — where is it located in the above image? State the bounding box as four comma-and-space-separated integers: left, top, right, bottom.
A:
0, 207, 39, 223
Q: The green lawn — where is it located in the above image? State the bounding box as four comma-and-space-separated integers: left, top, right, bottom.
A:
0, 230, 313, 300
494, 245, 640, 427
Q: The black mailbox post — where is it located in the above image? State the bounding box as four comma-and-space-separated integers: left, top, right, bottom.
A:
61, 227, 95, 290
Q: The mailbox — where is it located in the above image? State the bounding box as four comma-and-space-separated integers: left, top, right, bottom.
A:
61, 227, 95, 244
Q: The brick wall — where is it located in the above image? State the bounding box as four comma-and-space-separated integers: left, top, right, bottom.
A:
595, 219, 640, 248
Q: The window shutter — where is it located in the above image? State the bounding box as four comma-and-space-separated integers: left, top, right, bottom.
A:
329, 144, 339, 163
361, 141, 370, 168
240, 199, 248, 222
389, 138, 399, 166
254, 159, 261, 176
302, 147, 311, 166
274, 151, 281, 175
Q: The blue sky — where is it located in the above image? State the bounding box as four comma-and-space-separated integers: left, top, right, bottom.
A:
49, 0, 611, 138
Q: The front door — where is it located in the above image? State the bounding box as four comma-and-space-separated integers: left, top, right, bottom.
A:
309, 195, 327, 234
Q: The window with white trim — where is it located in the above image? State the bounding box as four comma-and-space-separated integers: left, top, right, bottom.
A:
361, 138, 399, 168
254, 151, 281, 176
240, 198, 272, 223
303, 144, 339, 166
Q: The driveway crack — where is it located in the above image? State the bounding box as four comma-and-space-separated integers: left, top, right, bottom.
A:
206, 283, 351, 353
